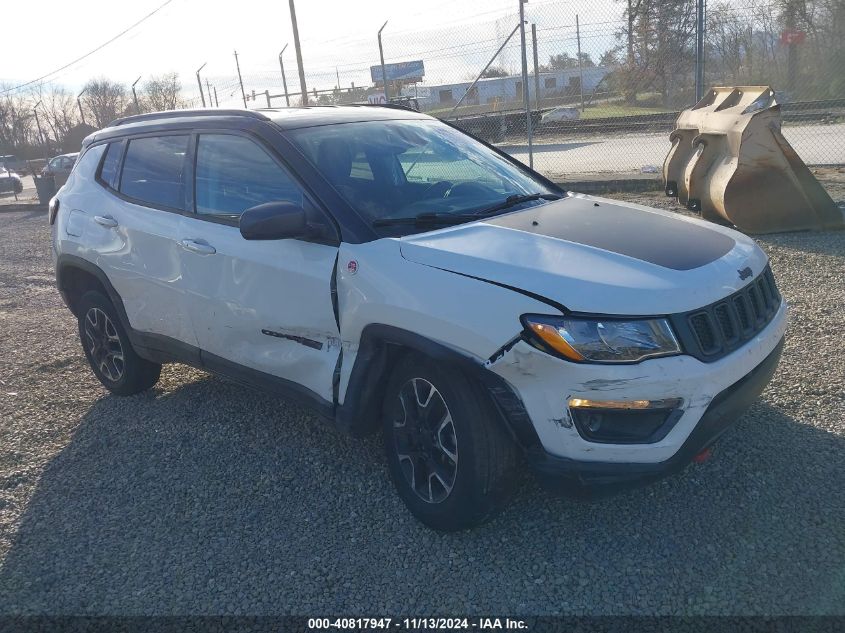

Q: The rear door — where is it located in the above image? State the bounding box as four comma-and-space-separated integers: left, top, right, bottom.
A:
91, 134, 198, 349
179, 131, 340, 404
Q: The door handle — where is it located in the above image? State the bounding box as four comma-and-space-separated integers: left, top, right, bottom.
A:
93, 215, 118, 228
179, 239, 217, 255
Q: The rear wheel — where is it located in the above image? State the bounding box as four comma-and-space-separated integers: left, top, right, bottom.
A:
76, 290, 161, 395
382, 354, 519, 531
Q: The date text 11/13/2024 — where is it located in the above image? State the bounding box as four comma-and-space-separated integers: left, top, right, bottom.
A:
307, 617, 528, 630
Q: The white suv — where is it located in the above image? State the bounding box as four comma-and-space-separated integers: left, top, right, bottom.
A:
51, 107, 787, 530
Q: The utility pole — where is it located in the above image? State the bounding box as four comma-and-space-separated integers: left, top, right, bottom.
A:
378, 20, 390, 102
279, 44, 290, 106
76, 88, 87, 125
196, 63, 207, 107
576, 14, 584, 112
695, 0, 705, 101
519, 0, 533, 168
531, 23, 540, 110
234, 51, 247, 108
131, 76, 142, 113
289, 0, 308, 105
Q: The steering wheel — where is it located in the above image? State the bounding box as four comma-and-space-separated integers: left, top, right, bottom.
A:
421, 181, 453, 199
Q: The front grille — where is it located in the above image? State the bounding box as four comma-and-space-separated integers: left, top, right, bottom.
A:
670, 265, 781, 362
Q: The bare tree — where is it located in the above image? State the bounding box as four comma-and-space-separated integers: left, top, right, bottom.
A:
0, 90, 35, 154
141, 73, 182, 112
82, 78, 129, 127
30, 84, 80, 149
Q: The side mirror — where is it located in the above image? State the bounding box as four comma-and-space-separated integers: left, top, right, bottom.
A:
240, 201, 307, 240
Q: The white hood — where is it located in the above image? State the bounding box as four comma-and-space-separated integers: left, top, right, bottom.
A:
399, 194, 768, 315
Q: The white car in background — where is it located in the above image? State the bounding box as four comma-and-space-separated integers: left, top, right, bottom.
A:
540, 106, 580, 124
0, 168, 23, 194
50, 106, 787, 530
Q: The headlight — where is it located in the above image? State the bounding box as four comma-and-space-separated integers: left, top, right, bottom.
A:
521, 314, 681, 363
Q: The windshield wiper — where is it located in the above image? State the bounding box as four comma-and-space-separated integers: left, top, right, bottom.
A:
372, 212, 481, 227
372, 193, 562, 228
472, 192, 562, 216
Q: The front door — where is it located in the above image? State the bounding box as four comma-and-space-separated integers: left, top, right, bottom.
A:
179, 132, 340, 404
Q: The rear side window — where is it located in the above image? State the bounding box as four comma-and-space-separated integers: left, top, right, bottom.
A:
98, 143, 122, 188
119, 135, 189, 210
74, 145, 107, 179
195, 134, 303, 219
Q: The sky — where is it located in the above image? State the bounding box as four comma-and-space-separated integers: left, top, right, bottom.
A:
1, 0, 623, 107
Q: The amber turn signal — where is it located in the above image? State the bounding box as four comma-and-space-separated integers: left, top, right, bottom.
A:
527, 322, 585, 361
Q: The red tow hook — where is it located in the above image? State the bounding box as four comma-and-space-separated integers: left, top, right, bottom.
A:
692, 447, 713, 464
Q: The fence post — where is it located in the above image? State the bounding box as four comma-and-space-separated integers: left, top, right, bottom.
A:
695, 0, 705, 101
131, 76, 141, 114
77, 88, 87, 125
195, 63, 207, 107
444, 23, 521, 119
266, 90, 271, 107
576, 14, 584, 112
378, 21, 390, 102
33, 101, 48, 163
279, 45, 291, 106
519, 0, 533, 168
532, 23, 540, 111
234, 51, 247, 108
206, 79, 213, 108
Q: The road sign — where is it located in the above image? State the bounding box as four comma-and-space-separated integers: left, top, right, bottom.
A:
370, 60, 425, 84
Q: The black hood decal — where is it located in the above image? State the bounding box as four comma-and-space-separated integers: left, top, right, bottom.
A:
487, 199, 735, 271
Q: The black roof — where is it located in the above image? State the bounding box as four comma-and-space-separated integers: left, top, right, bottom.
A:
108, 104, 430, 131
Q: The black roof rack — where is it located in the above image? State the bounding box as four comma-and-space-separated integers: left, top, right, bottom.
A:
343, 102, 420, 112
110, 109, 271, 127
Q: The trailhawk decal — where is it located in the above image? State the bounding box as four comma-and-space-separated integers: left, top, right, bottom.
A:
487, 199, 736, 271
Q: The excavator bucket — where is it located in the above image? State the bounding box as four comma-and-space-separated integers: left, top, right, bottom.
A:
663, 86, 844, 234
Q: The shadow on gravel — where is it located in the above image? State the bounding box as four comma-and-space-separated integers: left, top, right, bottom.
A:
0, 377, 843, 615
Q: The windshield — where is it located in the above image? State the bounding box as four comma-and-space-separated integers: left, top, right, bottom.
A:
288, 119, 560, 234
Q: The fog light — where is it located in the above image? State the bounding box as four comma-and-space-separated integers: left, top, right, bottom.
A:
568, 398, 683, 444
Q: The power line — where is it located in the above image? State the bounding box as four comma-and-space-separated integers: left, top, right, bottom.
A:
0, 0, 176, 96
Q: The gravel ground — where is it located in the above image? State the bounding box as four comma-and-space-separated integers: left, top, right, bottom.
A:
0, 200, 843, 616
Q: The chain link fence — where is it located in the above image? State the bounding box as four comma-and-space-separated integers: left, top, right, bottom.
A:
4, 0, 842, 189
204, 0, 844, 184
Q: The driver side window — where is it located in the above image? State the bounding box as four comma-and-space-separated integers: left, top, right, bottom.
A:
195, 134, 304, 219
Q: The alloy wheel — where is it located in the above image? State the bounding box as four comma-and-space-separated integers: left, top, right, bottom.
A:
392, 378, 458, 504
83, 307, 125, 382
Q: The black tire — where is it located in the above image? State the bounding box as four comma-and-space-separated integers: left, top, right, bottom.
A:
382, 354, 519, 531
76, 290, 161, 396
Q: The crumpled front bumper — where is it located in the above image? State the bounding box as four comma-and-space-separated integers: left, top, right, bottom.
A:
526, 336, 783, 492
481, 299, 787, 492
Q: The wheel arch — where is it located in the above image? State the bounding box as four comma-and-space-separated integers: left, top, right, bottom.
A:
56, 255, 130, 331
335, 324, 542, 452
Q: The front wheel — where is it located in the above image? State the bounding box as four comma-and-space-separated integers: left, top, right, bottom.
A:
382, 354, 519, 531
77, 290, 161, 396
